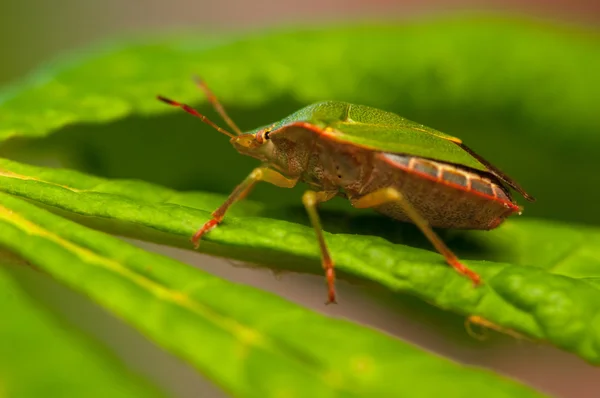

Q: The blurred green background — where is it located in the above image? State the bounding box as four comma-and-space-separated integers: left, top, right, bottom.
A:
1, 1, 599, 398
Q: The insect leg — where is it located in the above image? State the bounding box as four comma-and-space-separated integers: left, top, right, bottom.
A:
302, 190, 338, 304
352, 187, 481, 285
191, 167, 298, 247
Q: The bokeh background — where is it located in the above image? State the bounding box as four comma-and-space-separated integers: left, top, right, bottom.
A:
1, 1, 599, 398
1, 0, 599, 87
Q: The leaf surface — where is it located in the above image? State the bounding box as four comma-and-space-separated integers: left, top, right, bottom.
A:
0, 17, 598, 143
0, 158, 599, 366
0, 191, 543, 398
0, 255, 163, 398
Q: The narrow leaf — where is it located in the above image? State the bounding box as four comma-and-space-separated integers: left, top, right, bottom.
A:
0, 257, 163, 398
0, 17, 598, 144
0, 158, 599, 366
0, 192, 543, 398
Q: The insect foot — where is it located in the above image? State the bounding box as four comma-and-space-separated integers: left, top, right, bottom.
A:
453, 261, 481, 286
324, 264, 337, 305
191, 218, 220, 248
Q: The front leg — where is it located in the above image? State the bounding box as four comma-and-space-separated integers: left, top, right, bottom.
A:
352, 187, 480, 285
192, 167, 298, 247
302, 190, 338, 304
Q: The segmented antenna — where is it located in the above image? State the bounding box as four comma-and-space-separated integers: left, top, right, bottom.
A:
193, 76, 243, 136
156, 95, 235, 138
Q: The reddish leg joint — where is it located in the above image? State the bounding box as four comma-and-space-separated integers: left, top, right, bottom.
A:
325, 265, 337, 305
189, 167, 298, 250
191, 217, 221, 248
449, 257, 481, 286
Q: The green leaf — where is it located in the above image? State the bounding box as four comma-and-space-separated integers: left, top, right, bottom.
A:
0, 191, 543, 398
1, 158, 600, 367
1, 17, 598, 143
0, 255, 163, 398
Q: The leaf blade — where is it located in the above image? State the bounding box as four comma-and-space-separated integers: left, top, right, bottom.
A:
0, 258, 164, 398
0, 191, 543, 398
0, 17, 598, 144
0, 158, 599, 366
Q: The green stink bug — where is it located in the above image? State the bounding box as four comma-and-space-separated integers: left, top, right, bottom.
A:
158, 78, 535, 304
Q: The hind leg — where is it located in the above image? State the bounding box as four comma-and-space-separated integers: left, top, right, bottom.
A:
352, 187, 480, 285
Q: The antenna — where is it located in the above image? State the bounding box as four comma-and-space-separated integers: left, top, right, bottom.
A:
156, 95, 235, 139
193, 76, 243, 136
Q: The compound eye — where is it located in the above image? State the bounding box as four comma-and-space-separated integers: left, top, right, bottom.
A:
255, 129, 272, 144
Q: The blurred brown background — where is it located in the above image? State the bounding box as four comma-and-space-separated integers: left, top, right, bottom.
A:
1, 1, 598, 398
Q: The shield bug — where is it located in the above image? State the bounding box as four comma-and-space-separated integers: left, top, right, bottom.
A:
158, 78, 534, 304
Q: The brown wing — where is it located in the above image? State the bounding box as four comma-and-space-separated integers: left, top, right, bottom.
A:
456, 142, 536, 202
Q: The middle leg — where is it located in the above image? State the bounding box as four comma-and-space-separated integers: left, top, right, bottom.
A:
302, 190, 338, 304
